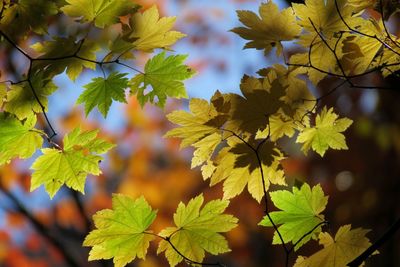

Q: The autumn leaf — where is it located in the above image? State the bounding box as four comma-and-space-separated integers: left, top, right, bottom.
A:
61, 0, 138, 28
231, 1, 301, 55
294, 225, 374, 267
296, 107, 353, 156
31, 37, 100, 81
130, 52, 194, 107
259, 184, 328, 250
77, 72, 129, 118
4, 73, 57, 119
84, 194, 157, 267
30, 127, 115, 198
292, 0, 363, 84
208, 140, 286, 202
229, 76, 286, 134
157, 194, 238, 267
0, 0, 58, 35
0, 114, 43, 165
165, 98, 221, 148
128, 5, 186, 51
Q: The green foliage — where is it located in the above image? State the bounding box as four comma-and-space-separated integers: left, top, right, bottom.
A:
61, 0, 138, 28
77, 72, 129, 118
1, 0, 395, 266
259, 184, 328, 251
30, 127, 114, 198
157, 194, 238, 267
31, 37, 99, 81
130, 52, 195, 107
83, 194, 157, 267
4, 73, 57, 120
0, 114, 43, 165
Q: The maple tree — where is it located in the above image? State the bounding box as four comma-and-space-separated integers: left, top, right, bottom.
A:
0, 0, 399, 267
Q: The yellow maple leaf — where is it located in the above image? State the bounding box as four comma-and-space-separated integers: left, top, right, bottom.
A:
231, 1, 301, 55
129, 5, 186, 52
292, 0, 363, 84
294, 225, 375, 267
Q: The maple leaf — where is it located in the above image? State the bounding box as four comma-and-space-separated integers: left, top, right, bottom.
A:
292, 0, 363, 84
3, 73, 58, 120
61, 0, 138, 28
0, 0, 58, 35
128, 5, 186, 52
157, 194, 238, 267
259, 184, 328, 250
77, 72, 129, 118
293, 0, 360, 37
296, 107, 353, 156
31, 37, 100, 81
231, 1, 301, 55
341, 19, 386, 76
229, 75, 286, 134
0, 114, 43, 165
83, 194, 156, 267
191, 132, 222, 168
165, 96, 227, 170
30, 127, 115, 198
294, 225, 375, 267
130, 52, 195, 107
208, 140, 286, 202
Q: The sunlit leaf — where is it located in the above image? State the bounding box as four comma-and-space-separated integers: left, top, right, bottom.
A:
129, 5, 186, 51
294, 225, 375, 267
259, 183, 328, 250
0, 114, 43, 165
4, 73, 57, 119
84, 194, 157, 267
61, 0, 138, 28
296, 107, 353, 156
157, 194, 238, 267
77, 72, 129, 118
231, 1, 301, 55
30, 127, 115, 198
130, 52, 194, 107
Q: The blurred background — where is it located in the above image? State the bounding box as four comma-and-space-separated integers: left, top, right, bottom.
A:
0, 0, 399, 266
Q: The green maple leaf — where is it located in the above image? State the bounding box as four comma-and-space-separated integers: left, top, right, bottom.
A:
31, 37, 100, 81
231, 1, 301, 55
61, 0, 138, 28
296, 107, 353, 156
77, 72, 129, 118
259, 183, 328, 250
30, 127, 115, 198
0, 0, 58, 35
294, 225, 374, 267
83, 194, 156, 267
4, 73, 58, 119
157, 194, 238, 267
128, 5, 186, 52
0, 114, 43, 165
130, 52, 195, 107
